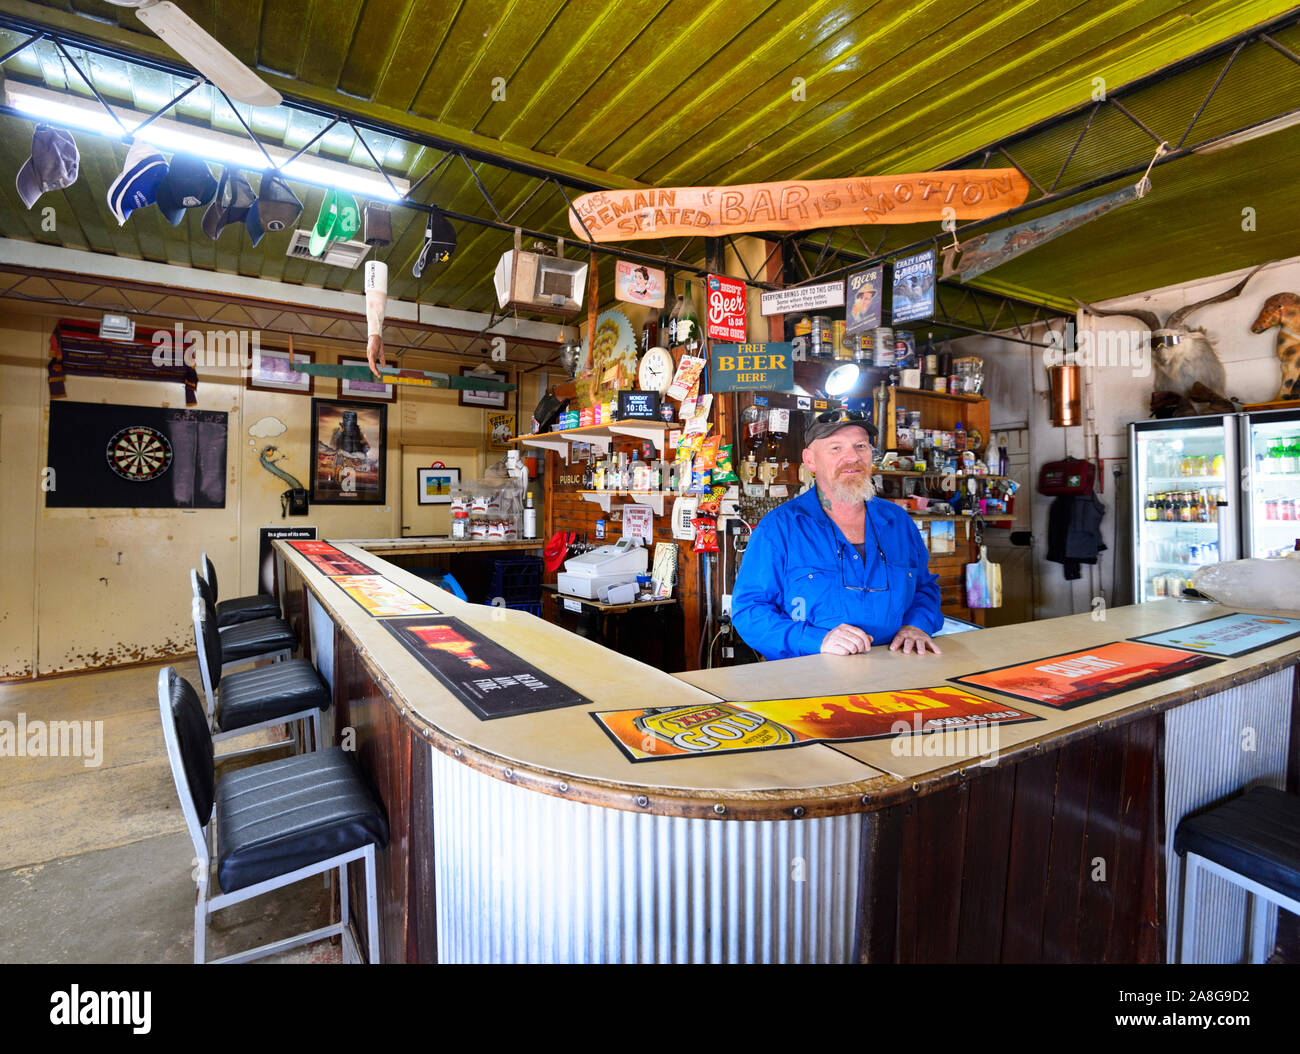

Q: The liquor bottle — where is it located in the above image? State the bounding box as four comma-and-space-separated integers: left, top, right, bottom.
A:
937, 342, 953, 389
1144, 493, 1158, 522
523, 493, 537, 539
677, 280, 702, 353
921, 331, 938, 388
641, 313, 658, 355
1179, 492, 1193, 522
665, 283, 682, 347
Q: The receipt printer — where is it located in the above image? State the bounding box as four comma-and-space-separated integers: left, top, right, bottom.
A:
556, 538, 648, 599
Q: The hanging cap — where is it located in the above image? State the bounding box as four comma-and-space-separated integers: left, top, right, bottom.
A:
245, 172, 302, 246
307, 188, 361, 257
412, 207, 456, 278
16, 124, 80, 209
155, 154, 218, 226
107, 139, 168, 226
202, 166, 256, 239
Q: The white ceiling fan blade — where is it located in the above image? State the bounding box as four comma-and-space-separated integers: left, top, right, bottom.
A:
135, 2, 281, 108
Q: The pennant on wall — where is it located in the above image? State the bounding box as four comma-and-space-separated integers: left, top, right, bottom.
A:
944, 180, 1148, 283
45, 401, 227, 508
49, 319, 198, 405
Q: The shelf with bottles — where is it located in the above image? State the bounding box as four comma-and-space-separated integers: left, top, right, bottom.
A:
877, 469, 1014, 481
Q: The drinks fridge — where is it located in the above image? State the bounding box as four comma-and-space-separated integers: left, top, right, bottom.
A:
1130, 415, 1239, 602
1240, 407, 1300, 560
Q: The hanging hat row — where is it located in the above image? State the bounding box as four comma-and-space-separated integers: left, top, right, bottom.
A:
14, 122, 459, 273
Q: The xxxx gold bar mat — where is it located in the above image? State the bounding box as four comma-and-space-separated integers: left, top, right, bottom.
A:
950, 640, 1222, 710
593, 686, 1039, 763
331, 575, 440, 617
381, 616, 591, 720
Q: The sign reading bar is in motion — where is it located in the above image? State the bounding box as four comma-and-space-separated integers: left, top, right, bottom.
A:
569, 170, 1030, 242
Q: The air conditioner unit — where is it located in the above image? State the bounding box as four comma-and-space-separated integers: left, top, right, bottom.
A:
285, 229, 372, 270
494, 232, 587, 316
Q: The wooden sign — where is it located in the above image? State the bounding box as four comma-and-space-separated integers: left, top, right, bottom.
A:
568, 170, 1030, 242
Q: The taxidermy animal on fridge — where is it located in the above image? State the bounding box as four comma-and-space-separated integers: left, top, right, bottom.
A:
1074, 265, 1265, 399
1250, 291, 1300, 401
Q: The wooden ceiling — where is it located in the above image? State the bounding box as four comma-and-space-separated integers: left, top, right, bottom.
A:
0, 0, 1298, 322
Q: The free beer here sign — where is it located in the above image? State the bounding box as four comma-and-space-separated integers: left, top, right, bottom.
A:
709, 342, 795, 393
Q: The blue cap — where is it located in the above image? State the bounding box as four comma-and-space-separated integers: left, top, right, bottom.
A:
107, 139, 169, 226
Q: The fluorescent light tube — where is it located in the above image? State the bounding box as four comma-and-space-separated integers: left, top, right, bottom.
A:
6, 83, 409, 200
1192, 109, 1300, 155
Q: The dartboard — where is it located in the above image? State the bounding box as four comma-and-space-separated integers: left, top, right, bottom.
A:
106, 426, 173, 481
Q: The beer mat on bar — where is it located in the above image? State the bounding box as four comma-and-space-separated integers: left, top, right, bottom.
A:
592, 686, 1040, 763
1128, 612, 1300, 657
288, 539, 376, 576
949, 640, 1223, 710
380, 616, 591, 720
331, 575, 440, 617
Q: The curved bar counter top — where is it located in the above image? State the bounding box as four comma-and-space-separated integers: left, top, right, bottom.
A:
276, 540, 1299, 964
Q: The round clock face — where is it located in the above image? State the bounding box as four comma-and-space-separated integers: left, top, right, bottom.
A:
107, 425, 173, 481
638, 346, 674, 395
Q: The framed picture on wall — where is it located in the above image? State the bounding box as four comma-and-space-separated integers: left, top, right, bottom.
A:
246, 344, 314, 395
309, 398, 387, 505
339, 355, 397, 402
458, 366, 509, 409
416, 465, 461, 505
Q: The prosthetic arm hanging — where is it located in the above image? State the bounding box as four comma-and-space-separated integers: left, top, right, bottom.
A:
365, 259, 388, 380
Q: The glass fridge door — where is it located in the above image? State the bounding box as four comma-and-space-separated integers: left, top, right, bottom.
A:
1242, 408, 1300, 559
1130, 416, 1236, 603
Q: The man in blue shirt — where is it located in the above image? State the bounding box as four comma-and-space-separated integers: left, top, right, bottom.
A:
732, 410, 943, 660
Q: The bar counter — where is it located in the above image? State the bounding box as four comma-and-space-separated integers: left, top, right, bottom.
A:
276, 540, 1299, 963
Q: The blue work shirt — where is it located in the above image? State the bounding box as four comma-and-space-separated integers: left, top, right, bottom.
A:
732, 487, 943, 660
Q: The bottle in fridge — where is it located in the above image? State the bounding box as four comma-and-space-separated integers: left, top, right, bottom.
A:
1129, 415, 1239, 602
1241, 407, 1300, 558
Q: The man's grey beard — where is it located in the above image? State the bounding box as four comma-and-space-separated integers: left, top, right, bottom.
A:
824, 470, 877, 504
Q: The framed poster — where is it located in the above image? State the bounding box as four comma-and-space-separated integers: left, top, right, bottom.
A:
417, 465, 460, 505
488, 412, 514, 449
458, 367, 508, 409
247, 344, 314, 395
339, 355, 396, 402
309, 398, 387, 505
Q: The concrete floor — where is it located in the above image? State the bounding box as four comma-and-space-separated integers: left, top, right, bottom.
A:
0, 658, 342, 964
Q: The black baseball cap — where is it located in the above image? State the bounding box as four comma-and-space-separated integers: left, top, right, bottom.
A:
155, 154, 217, 226
245, 172, 302, 246
804, 408, 877, 446
202, 166, 256, 239
16, 124, 80, 208
412, 207, 456, 278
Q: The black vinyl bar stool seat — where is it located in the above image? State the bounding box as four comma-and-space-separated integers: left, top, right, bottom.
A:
158, 668, 388, 964
191, 570, 295, 665
200, 551, 279, 627
1174, 786, 1300, 963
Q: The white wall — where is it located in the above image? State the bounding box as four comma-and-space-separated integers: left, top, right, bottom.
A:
951, 254, 1300, 621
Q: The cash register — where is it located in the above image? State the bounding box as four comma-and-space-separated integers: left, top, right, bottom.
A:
555, 538, 649, 601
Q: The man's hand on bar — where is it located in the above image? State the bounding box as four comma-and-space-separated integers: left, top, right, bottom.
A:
889, 625, 942, 655
820, 624, 873, 656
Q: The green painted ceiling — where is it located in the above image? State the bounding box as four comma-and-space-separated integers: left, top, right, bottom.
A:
0, 0, 1297, 324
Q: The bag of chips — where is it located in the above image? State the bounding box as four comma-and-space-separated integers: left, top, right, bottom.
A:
696, 484, 728, 516
691, 515, 718, 552
713, 443, 738, 483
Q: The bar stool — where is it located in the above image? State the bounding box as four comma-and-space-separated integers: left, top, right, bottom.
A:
192, 593, 330, 757
199, 551, 280, 627
190, 571, 295, 669
157, 668, 388, 964
1175, 786, 1300, 963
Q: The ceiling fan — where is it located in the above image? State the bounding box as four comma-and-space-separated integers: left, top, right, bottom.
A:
106, 1, 281, 108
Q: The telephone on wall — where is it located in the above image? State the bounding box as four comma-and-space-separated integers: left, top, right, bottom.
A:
281, 488, 309, 517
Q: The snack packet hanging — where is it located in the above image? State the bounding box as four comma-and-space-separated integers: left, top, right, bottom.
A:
713, 443, 738, 483
691, 516, 719, 552
697, 485, 728, 516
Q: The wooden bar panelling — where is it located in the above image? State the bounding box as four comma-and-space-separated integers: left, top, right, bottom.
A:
856, 717, 1166, 963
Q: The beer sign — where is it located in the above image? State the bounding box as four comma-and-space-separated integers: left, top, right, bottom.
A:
709, 342, 794, 393
706, 273, 747, 342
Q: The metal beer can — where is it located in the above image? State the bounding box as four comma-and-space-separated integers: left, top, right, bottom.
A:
873, 327, 895, 366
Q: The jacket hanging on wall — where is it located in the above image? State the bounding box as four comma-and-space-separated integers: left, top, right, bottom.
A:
1046, 492, 1107, 581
